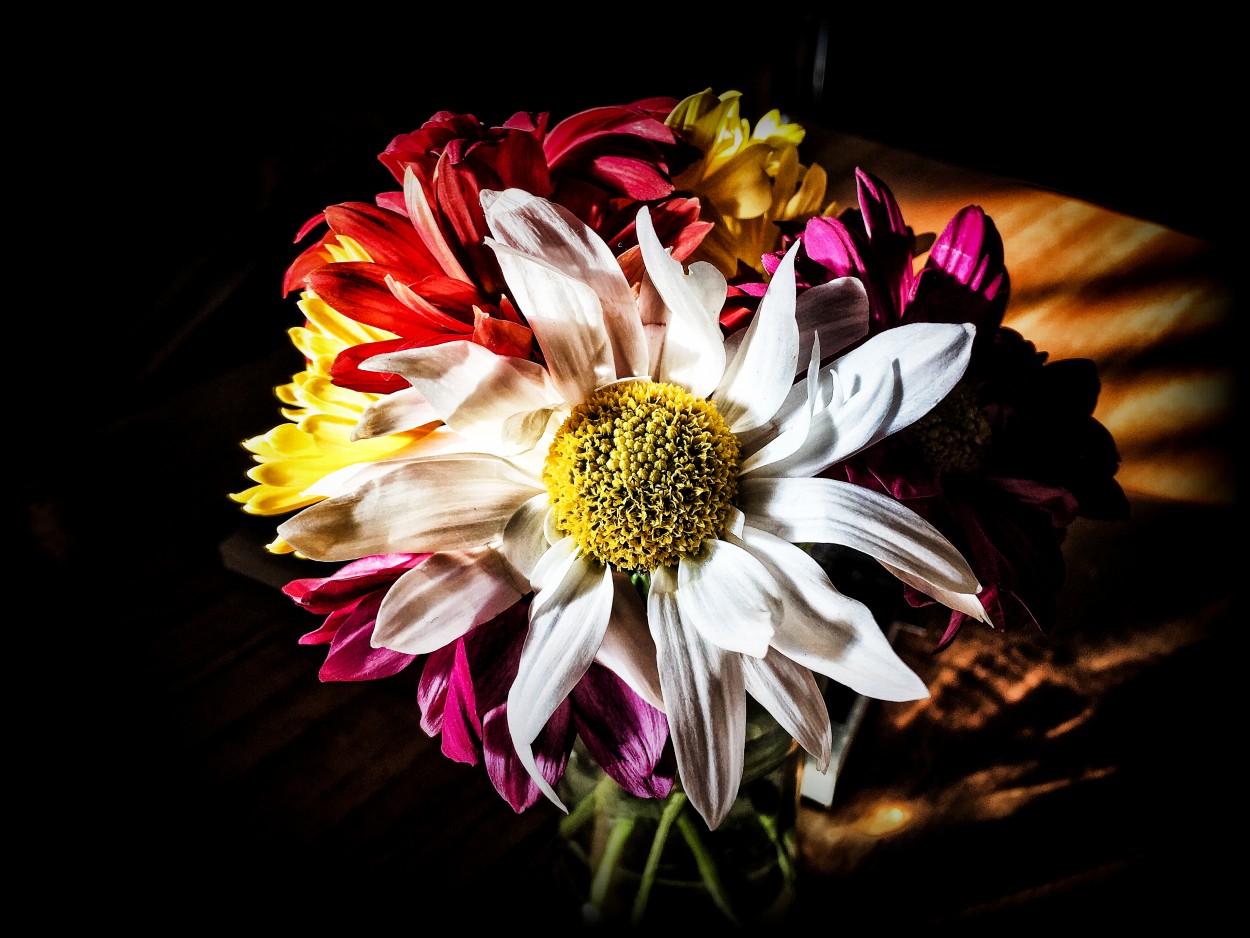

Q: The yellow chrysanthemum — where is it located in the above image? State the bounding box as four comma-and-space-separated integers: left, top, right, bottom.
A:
230, 269, 436, 552
667, 89, 836, 278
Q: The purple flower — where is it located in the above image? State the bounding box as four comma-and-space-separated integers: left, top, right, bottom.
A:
751, 168, 1129, 649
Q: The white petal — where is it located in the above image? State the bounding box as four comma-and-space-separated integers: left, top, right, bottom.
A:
737, 524, 929, 701
825, 321, 974, 449
636, 206, 726, 397
507, 550, 615, 809
362, 341, 560, 452
878, 559, 994, 626
758, 321, 975, 476
595, 571, 665, 711
748, 354, 895, 479
482, 188, 647, 379
738, 335, 820, 476
676, 540, 779, 657
741, 650, 832, 770
738, 476, 980, 595
713, 241, 800, 434
647, 564, 745, 830
793, 276, 869, 367
499, 493, 551, 585
352, 385, 440, 441
371, 547, 526, 654
488, 239, 617, 403
276, 454, 542, 561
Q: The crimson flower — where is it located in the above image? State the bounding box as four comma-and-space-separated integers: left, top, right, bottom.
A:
745, 168, 1129, 649
281, 101, 710, 395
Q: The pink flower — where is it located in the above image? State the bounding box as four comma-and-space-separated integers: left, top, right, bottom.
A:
418, 598, 674, 813
286, 556, 673, 811
284, 553, 428, 681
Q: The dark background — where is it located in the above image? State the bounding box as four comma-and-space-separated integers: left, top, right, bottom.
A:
116, 12, 1233, 430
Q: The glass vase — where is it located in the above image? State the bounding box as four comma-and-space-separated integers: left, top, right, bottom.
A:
554, 699, 802, 926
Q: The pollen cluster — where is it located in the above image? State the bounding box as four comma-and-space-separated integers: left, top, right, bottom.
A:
911, 382, 992, 475
543, 381, 740, 572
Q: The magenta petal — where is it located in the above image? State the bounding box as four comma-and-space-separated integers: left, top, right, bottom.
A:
438, 640, 484, 765
572, 664, 674, 799
854, 168, 917, 317
482, 700, 573, 813
282, 553, 427, 613
417, 645, 455, 736
318, 591, 416, 682
797, 215, 860, 277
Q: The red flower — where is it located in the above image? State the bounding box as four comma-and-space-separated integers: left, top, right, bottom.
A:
282, 100, 709, 395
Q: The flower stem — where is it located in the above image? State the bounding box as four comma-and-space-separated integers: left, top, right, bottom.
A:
676, 812, 741, 925
630, 790, 687, 923
589, 815, 636, 910
758, 813, 797, 884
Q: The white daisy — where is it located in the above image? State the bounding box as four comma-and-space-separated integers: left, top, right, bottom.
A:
276, 188, 989, 829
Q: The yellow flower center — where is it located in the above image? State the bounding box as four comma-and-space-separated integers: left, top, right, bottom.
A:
911, 382, 992, 474
543, 381, 741, 572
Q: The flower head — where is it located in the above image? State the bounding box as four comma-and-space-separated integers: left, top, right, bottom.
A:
274, 187, 986, 828
666, 89, 835, 280
749, 168, 1129, 648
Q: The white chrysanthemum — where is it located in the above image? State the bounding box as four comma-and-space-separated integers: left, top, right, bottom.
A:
276, 188, 989, 829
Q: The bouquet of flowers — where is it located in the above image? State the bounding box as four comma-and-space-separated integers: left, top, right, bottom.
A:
231, 88, 1126, 921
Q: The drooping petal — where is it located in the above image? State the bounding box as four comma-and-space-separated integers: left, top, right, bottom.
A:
571, 662, 674, 799
507, 548, 615, 809
276, 454, 542, 560
675, 541, 779, 657
484, 698, 573, 813
315, 591, 417, 682
595, 571, 665, 711
740, 650, 831, 770
712, 241, 800, 434
735, 525, 929, 701
878, 558, 993, 625
648, 564, 745, 830
436, 640, 485, 764
371, 548, 529, 654
738, 476, 981, 596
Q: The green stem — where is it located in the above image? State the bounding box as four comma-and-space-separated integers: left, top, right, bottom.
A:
589, 816, 636, 910
559, 774, 619, 838
675, 812, 741, 925
630, 790, 687, 923
758, 813, 797, 885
